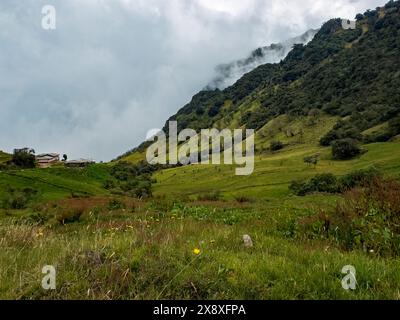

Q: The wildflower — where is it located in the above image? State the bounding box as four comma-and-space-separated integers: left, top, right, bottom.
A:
193, 248, 201, 255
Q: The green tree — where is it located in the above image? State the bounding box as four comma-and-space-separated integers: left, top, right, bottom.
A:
332, 139, 361, 160
12, 149, 36, 168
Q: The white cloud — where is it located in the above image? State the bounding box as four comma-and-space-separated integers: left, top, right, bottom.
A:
0, 0, 384, 161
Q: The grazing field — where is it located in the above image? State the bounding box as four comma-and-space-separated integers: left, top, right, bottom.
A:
0, 165, 110, 203
153, 141, 400, 199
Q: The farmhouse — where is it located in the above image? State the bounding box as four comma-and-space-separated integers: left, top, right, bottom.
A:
64, 159, 95, 168
36, 153, 60, 168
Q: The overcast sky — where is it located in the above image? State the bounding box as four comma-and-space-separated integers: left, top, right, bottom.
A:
0, 0, 384, 161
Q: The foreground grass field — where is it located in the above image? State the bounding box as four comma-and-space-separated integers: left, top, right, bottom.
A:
1, 140, 400, 299
1, 195, 400, 299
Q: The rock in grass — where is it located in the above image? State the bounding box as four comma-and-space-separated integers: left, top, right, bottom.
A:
243, 234, 253, 248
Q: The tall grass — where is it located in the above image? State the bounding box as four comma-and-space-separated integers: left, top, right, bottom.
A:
299, 178, 400, 256
1, 195, 400, 299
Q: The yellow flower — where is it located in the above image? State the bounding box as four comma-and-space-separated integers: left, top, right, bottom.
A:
193, 248, 201, 255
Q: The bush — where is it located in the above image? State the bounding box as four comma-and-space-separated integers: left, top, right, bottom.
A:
1, 187, 37, 209
290, 174, 340, 196
12, 149, 36, 168
270, 141, 284, 151
289, 180, 311, 196
319, 124, 362, 146
56, 208, 84, 225
197, 191, 221, 201
109, 161, 155, 198
308, 174, 340, 193
331, 139, 361, 160
234, 195, 252, 203
108, 199, 126, 211
290, 168, 381, 196
339, 167, 381, 190
303, 154, 319, 166
299, 177, 400, 256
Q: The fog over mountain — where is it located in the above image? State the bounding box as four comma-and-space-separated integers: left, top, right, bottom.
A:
207, 29, 319, 90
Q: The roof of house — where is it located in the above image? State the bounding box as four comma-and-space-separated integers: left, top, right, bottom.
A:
65, 158, 95, 164
36, 153, 59, 158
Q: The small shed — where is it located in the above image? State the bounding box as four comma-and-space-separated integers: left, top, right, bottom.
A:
64, 159, 95, 168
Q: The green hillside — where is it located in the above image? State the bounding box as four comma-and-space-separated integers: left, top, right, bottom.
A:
119, 1, 400, 161
0, 165, 110, 205
0, 150, 11, 165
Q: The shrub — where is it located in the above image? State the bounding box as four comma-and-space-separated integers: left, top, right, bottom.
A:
109, 161, 155, 198
197, 191, 221, 201
56, 208, 84, 225
290, 168, 381, 196
289, 180, 312, 196
11, 149, 36, 169
299, 178, 400, 256
303, 154, 319, 166
339, 167, 381, 190
331, 139, 361, 160
319, 125, 362, 146
11, 149, 36, 168
108, 199, 126, 211
234, 195, 252, 203
308, 173, 340, 193
290, 174, 339, 196
1, 187, 37, 209
103, 179, 116, 190
270, 141, 284, 151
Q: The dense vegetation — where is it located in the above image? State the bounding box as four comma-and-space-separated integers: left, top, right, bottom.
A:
298, 177, 400, 257
331, 139, 362, 160
104, 161, 157, 198
289, 168, 381, 196
10, 149, 36, 169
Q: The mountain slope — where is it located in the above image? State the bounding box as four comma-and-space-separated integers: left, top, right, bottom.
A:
119, 1, 400, 162
206, 29, 318, 90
